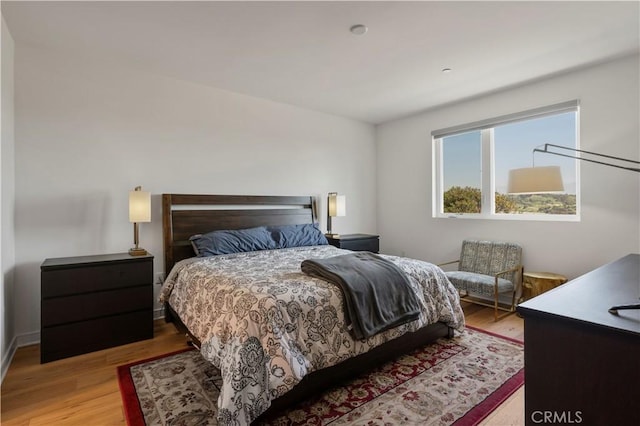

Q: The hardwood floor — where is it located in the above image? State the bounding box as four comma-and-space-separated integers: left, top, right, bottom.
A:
464, 302, 525, 426
1, 303, 524, 425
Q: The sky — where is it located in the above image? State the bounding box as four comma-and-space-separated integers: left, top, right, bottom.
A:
442, 112, 577, 194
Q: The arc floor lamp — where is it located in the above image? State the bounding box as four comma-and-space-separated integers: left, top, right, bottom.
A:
508, 143, 639, 194
508, 143, 639, 314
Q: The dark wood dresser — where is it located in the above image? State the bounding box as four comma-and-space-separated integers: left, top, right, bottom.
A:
40, 252, 154, 363
517, 254, 639, 426
326, 234, 379, 253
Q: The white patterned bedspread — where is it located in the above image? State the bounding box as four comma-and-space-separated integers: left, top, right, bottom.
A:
160, 245, 464, 425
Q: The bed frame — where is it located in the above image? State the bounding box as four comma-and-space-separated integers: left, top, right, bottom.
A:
161, 193, 454, 420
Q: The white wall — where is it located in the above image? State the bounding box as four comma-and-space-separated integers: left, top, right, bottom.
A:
13, 46, 376, 343
1, 15, 16, 381
377, 54, 640, 280
8, 34, 640, 361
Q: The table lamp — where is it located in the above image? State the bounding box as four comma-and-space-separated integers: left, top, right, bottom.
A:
129, 186, 151, 256
326, 192, 346, 238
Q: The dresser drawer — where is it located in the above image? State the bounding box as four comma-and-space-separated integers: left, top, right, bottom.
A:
42, 259, 152, 298
40, 253, 154, 363
341, 238, 379, 253
41, 285, 152, 327
41, 309, 153, 363
327, 234, 380, 253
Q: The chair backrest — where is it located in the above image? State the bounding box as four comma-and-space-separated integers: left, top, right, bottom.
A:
459, 239, 522, 283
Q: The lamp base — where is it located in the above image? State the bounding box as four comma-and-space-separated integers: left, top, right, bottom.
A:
325, 233, 340, 238
129, 247, 148, 256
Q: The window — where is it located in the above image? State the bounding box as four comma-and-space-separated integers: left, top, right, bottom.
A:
433, 101, 579, 220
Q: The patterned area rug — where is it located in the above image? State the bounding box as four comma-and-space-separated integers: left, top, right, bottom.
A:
118, 327, 523, 425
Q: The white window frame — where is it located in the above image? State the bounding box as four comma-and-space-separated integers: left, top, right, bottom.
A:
432, 101, 581, 221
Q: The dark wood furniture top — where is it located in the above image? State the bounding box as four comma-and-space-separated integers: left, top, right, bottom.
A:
326, 233, 380, 253
518, 254, 639, 334
161, 194, 453, 421
517, 254, 639, 426
41, 253, 154, 363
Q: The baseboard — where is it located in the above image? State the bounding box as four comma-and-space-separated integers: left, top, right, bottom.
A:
1, 335, 18, 384
2, 311, 167, 383
16, 330, 40, 348
2, 329, 40, 383
154, 307, 164, 321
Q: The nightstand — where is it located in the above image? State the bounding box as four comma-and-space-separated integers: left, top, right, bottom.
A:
40, 252, 154, 363
326, 234, 379, 253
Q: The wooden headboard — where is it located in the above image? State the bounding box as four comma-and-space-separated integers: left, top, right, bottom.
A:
162, 194, 318, 272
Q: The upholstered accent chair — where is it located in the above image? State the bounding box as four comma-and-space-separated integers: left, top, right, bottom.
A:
440, 240, 523, 321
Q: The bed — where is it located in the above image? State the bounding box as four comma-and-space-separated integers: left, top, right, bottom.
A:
159, 194, 465, 424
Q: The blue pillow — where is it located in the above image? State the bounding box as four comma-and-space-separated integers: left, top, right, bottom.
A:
190, 226, 277, 257
268, 223, 328, 249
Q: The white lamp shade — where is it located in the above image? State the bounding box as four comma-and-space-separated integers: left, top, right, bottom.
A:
129, 190, 151, 222
328, 194, 346, 217
508, 166, 565, 194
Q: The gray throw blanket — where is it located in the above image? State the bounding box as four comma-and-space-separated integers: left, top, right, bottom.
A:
301, 252, 421, 340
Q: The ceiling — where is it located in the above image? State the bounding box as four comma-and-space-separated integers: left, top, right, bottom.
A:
3, 1, 639, 124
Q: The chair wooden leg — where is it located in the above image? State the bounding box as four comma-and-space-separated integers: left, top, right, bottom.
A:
458, 290, 516, 321
494, 278, 500, 321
